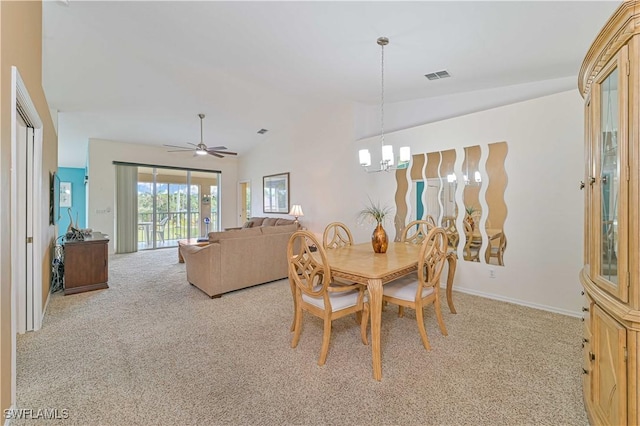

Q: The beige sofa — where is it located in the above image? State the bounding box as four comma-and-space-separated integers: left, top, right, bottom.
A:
180, 223, 298, 298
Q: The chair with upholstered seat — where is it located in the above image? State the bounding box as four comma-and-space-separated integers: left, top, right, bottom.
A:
322, 222, 358, 286
322, 222, 354, 250
288, 230, 369, 366
400, 219, 435, 245
382, 227, 449, 351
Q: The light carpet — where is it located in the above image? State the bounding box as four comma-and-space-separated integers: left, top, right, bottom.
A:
15, 248, 588, 425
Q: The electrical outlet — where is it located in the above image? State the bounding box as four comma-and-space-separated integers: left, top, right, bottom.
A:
489, 269, 496, 279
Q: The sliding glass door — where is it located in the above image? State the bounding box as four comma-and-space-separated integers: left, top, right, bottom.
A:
137, 166, 220, 250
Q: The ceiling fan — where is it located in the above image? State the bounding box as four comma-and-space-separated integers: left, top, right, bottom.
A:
164, 114, 237, 158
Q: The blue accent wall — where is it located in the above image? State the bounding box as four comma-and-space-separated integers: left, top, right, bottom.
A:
57, 167, 86, 238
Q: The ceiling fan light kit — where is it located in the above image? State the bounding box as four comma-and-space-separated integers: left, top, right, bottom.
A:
164, 114, 238, 158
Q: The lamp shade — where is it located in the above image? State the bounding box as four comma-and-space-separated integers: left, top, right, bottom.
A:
382, 145, 394, 165
289, 204, 304, 217
359, 149, 371, 167
399, 146, 411, 162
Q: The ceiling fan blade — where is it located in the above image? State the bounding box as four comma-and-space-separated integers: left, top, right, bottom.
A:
164, 144, 192, 150
207, 146, 227, 151
208, 152, 224, 158
167, 149, 194, 152
210, 150, 237, 156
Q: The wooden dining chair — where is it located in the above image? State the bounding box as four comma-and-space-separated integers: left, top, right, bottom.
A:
322, 222, 358, 289
287, 230, 369, 366
441, 216, 459, 249
485, 231, 507, 266
400, 220, 435, 245
425, 215, 437, 227
463, 221, 481, 262
382, 227, 449, 351
322, 222, 354, 250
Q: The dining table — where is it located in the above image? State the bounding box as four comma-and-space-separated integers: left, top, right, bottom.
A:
323, 241, 457, 380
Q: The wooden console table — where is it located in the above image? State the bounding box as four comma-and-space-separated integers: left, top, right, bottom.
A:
64, 234, 109, 295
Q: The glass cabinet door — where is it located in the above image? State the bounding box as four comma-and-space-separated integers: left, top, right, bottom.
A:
584, 96, 593, 274
591, 46, 629, 302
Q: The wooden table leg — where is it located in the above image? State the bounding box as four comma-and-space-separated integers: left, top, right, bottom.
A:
178, 243, 185, 263
368, 278, 383, 381
446, 252, 457, 314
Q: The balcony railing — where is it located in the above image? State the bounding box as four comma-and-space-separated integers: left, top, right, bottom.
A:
137, 211, 218, 248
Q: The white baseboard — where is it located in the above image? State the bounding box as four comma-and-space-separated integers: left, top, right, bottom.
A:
39, 290, 52, 329
43, 290, 51, 318
440, 283, 582, 318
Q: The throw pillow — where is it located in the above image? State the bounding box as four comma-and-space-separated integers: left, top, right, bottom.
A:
262, 217, 279, 226
248, 217, 266, 227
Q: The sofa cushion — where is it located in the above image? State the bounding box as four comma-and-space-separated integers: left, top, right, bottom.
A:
262, 217, 279, 226
208, 226, 263, 242
261, 223, 298, 235
247, 217, 266, 227
275, 218, 296, 226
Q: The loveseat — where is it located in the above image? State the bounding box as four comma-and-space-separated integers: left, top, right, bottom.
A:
180, 222, 298, 298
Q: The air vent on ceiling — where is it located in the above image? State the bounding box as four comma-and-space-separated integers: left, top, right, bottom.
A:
424, 70, 451, 80
257, 128, 268, 134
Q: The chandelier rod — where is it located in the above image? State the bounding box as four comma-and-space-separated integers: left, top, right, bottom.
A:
378, 36, 388, 150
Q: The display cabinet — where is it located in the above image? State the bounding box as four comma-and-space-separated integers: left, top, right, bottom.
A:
579, 2, 640, 425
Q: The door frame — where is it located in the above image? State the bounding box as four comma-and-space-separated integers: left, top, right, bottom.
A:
11, 66, 44, 404
237, 180, 251, 226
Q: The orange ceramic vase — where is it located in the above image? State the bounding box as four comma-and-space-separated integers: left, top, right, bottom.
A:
371, 222, 388, 253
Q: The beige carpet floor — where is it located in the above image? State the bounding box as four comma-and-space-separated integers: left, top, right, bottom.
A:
15, 248, 588, 426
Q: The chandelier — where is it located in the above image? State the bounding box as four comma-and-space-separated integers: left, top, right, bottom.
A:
359, 37, 410, 172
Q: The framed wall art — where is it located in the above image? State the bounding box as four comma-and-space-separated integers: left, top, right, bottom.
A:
60, 181, 72, 208
263, 172, 289, 214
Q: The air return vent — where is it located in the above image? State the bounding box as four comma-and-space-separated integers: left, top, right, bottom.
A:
424, 70, 451, 80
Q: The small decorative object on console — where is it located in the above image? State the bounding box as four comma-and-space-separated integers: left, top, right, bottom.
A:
65, 227, 85, 242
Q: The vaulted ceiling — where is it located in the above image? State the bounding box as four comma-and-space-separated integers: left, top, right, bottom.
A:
43, 1, 621, 167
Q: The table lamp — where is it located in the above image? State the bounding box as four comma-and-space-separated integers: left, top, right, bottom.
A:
289, 204, 304, 223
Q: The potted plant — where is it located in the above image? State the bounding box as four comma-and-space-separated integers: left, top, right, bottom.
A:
358, 199, 393, 253
465, 205, 478, 230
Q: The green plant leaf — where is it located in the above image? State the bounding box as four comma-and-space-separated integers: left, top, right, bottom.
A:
357, 198, 393, 224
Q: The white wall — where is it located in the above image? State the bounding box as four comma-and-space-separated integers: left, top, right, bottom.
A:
87, 139, 238, 253
239, 90, 585, 316
362, 90, 585, 315
238, 102, 383, 244
354, 76, 577, 140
